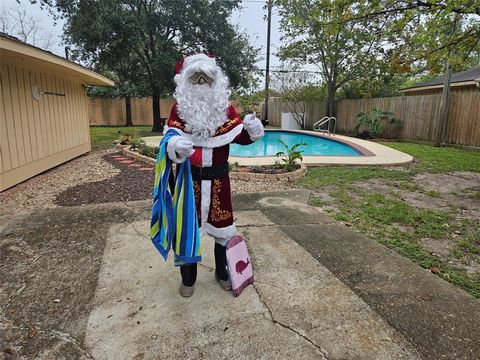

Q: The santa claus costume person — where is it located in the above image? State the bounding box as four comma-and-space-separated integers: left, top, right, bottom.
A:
149, 53, 264, 297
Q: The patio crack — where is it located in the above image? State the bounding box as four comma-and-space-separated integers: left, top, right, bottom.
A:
131, 223, 150, 240
251, 283, 329, 360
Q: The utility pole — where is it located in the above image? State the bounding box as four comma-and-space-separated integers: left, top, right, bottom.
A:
262, 0, 272, 127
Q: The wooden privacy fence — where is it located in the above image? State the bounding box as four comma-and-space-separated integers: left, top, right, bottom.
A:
267, 91, 480, 147
88, 97, 245, 127
88, 93, 480, 147
88, 97, 175, 126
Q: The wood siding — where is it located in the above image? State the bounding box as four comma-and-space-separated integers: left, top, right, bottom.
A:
267, 89, 480, 147
1, 60, 91, 191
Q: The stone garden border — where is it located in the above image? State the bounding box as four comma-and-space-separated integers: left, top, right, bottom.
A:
116, 144, 308, 182
116, 144, 156, 167
229, 164, 307, 182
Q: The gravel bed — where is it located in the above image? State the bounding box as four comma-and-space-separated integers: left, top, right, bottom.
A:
55, 153, 295, 206
0, 149, 120, 219
231, 178, 295, 194
0, 148, 296, 217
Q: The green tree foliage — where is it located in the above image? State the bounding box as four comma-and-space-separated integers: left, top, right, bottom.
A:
33, 0, 259, 131
85, 51, 149, 126
276, 0, 391, 117
338, 72, 411, 99
277, 1, 479, 103
325, 1, 480, 76
231, 90, 265, 118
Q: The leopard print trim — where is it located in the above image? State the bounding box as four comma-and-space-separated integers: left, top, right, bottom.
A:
210, 179, 232, 222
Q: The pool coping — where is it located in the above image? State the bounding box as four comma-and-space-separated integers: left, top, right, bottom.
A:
141, 130, 414, 167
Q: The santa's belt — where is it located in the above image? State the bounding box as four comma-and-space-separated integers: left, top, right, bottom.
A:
191, 164, 229, 180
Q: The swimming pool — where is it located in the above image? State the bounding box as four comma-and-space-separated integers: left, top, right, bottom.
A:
230, 130, 363, 157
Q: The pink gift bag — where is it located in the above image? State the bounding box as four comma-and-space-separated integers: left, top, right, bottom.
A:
226, 235, 254, 297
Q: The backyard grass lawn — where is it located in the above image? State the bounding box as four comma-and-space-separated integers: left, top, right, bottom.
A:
299, 142, 480, 298
90, 125, 162, 150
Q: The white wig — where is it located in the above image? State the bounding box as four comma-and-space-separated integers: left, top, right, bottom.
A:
173, 54, 231, 138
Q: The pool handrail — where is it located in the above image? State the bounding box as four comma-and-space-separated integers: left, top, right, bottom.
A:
313, 116, 336, 135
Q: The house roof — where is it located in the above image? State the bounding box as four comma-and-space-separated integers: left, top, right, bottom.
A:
0, 32, 114, 86
400, 67, 480, 93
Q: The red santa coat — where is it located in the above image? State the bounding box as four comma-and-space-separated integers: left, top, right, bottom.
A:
165, 102, 254, 239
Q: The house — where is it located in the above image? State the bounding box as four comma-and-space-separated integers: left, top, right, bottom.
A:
400, 67, 480, 95
0, 33, 114, 192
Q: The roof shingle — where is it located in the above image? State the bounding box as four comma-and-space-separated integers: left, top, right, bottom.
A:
402, 67, 480, 90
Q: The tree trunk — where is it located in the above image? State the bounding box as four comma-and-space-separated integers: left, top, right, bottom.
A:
125, 96, 133, 127
151, 85, 163, 132
326, 82, 336, 117
325, 82, 336, 132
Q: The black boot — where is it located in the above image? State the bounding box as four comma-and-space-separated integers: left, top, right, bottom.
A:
179, 263, 197, 297
180, 263, 197, 286
214, 243, 231, 290
214, 243, 229, 281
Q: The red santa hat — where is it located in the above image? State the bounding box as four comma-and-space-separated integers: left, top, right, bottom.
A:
175, 53, 216, 74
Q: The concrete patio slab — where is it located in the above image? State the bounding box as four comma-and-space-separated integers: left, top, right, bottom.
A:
280, 222, 480, 360
84, 222, 325, 359
2, 191, 477, 359
84, 209, 420, 359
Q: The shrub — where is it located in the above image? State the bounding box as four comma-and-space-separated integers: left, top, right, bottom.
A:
117, 133, 134, 145
130, 138, 146, 151
354, 107, 402, 138
274, 140, 306, 172
137, 144, 159, 158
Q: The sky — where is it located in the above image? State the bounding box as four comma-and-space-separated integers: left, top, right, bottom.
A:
2, 0, 283, 86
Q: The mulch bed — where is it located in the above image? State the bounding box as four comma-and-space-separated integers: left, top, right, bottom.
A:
54, 152, 155, 206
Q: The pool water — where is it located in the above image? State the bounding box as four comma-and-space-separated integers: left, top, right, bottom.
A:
230, 131, 362, 157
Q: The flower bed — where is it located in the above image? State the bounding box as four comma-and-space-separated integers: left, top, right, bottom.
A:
117, 144, 307, 182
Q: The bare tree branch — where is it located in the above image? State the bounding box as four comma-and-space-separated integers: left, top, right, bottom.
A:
1, 4, 56, 50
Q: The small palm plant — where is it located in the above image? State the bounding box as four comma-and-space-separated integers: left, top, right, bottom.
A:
274, 140, 307, 172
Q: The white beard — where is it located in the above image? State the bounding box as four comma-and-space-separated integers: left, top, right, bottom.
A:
174, 68, 231, 138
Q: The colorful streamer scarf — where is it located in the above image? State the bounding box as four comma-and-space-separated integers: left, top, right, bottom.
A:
149, 129, 201, 266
